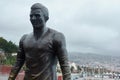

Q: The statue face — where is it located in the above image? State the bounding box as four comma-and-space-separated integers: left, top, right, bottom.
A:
30, 9, 45, 29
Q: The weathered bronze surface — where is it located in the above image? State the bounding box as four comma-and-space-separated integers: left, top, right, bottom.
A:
8, 3, 71, 80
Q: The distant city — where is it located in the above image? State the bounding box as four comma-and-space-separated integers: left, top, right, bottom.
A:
69, 52, 120, 72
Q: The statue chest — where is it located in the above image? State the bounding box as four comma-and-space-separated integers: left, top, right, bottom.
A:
23, 35, 53, 52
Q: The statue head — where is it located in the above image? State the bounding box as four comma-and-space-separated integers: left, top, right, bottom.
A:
30, 3, 49, 29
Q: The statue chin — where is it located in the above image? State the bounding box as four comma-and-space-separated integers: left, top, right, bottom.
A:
33, 25, 43, 29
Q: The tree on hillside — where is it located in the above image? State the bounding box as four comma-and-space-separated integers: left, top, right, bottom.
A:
0, 37, 18, 65
0, 37, 8, 51
0, 37, 18, 53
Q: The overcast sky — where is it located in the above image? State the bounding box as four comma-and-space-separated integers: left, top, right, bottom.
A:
0, 0, 120, 56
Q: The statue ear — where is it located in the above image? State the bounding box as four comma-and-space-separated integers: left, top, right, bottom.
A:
45, 16, 49, 22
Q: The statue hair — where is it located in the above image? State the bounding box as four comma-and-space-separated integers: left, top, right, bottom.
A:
31, 3, 49, 22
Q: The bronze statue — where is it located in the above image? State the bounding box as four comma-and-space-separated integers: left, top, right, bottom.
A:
8, 3, 71, 80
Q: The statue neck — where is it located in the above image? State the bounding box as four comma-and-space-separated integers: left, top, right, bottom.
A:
33, 27, 48, 40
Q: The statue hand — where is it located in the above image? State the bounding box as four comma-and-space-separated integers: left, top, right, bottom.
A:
8, 76, 15, 80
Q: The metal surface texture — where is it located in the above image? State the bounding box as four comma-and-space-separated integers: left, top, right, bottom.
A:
8, 3, 71, 80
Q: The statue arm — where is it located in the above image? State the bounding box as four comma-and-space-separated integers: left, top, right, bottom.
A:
8, 35, 26, 80
54, 33, 71, 80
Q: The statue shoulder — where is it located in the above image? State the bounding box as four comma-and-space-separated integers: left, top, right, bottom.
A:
20, 32, 33, 41
48, 28, 65, 39
54, 32, 65, 41
53, 32, 65, 46
20, 34, 28, 42
48, 28, 65, 44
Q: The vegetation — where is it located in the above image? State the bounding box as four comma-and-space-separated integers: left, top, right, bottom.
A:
0, 37, 18, 53
0, 37, 18, 65
3, 56, 16, 65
